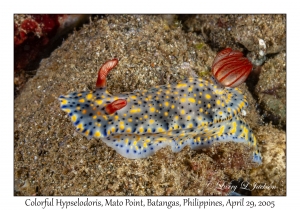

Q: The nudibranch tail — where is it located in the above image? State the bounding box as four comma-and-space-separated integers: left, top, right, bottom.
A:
59, 58, 261, 164
96, 58, 118, 88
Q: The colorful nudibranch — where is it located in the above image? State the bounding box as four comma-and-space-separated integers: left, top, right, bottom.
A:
59, 59, 262, 163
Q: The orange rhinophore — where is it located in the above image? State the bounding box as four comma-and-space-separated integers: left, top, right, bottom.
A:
96, 58, 118, 88
105, 99, 127, 114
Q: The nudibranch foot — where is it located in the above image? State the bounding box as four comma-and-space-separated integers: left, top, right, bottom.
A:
102, 134, 170, 159
99, 115, 262, 163
59, 58, 262, 164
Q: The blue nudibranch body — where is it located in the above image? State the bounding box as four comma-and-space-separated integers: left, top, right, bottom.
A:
59, 59, 262, 163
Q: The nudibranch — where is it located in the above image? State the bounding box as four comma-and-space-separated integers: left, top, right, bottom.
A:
59, 58, 262, 163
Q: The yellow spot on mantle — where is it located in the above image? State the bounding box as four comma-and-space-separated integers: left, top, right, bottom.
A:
120, 121, 125, 130
176, 83, 187, 88
180, 98, 186, 103
86, 93, 93, 100
130, 95, 137, 99
218, 125, 225, 136
61, 99, 67, 105
188, 98, 195, 103
239, 101, 245, 109
95, 99, 103, 105
230, 121, 237, 134
71, 115, 77, 122
157, 127, 164, 132
130, 108, 141, 114
139, 127, 144, 133
205, 94, 211, 99
77, 123, 83, 131
94, 131, 101, 138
